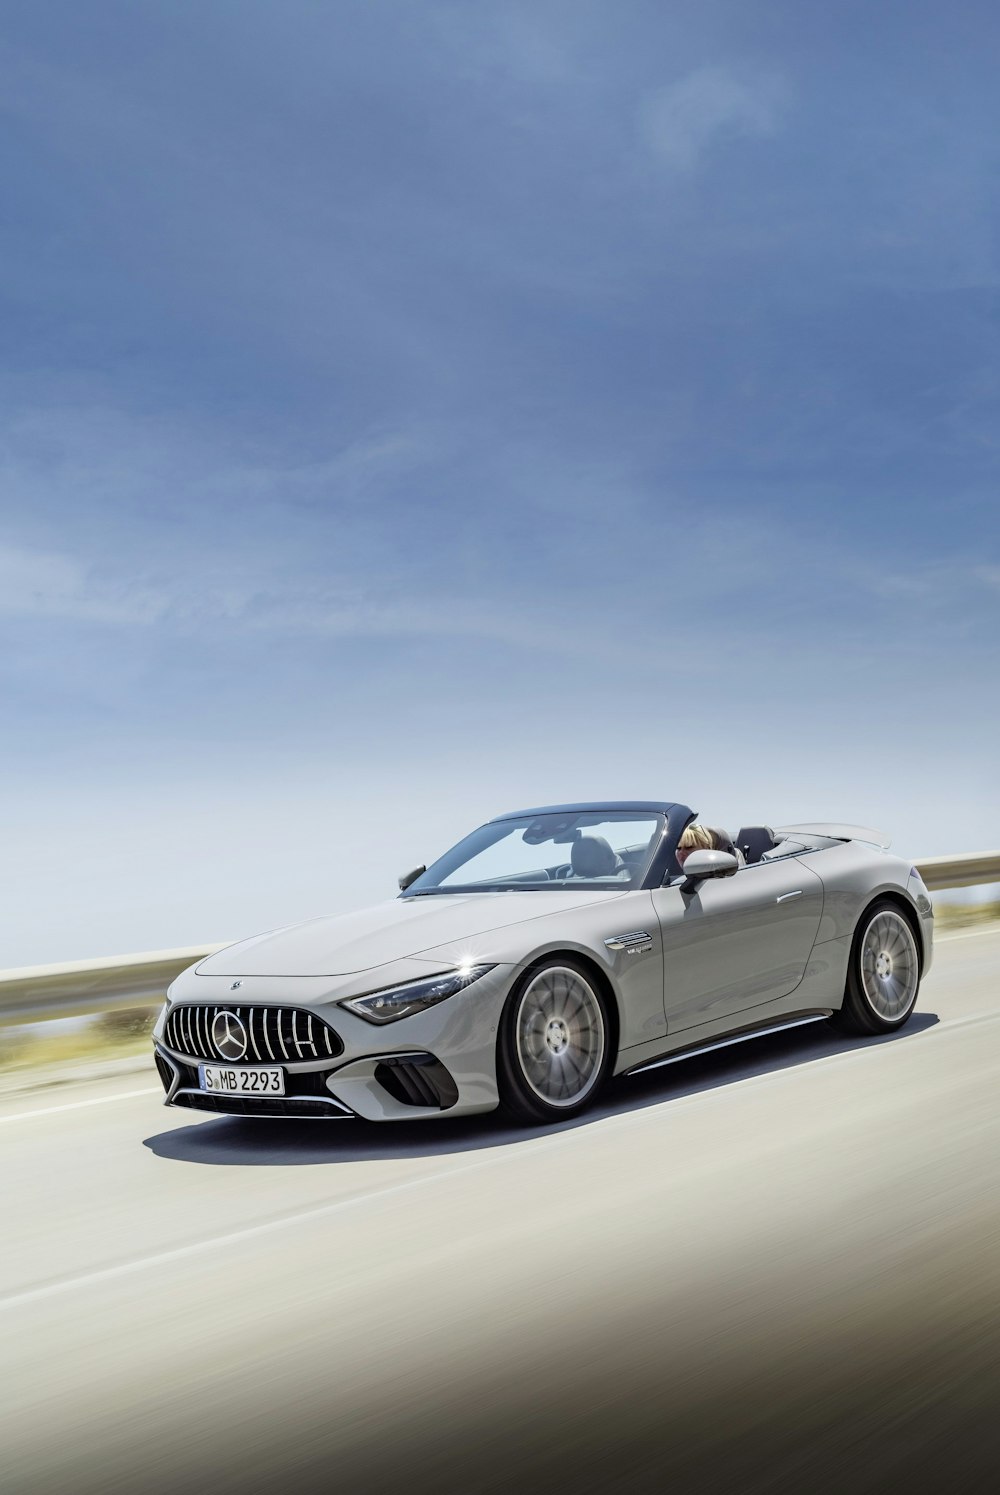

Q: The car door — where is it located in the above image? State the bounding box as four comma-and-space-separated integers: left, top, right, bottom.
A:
649, 856, 825, 1034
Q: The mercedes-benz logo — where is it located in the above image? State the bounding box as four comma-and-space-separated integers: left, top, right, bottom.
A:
212, 1010, 248, 1062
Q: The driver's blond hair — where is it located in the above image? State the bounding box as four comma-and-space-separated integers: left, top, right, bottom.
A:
678, 823, 714, 852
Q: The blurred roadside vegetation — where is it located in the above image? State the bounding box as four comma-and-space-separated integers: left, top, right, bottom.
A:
933, 899, 1000, 929
0, 1006, 159, 1074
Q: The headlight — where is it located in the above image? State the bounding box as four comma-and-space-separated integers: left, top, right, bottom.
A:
340, 964, 496, 1025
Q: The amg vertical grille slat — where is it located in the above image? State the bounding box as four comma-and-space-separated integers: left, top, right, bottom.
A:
164, 1004, 342, 1062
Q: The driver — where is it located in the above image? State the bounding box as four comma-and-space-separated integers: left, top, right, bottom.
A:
676, 823, 714, 867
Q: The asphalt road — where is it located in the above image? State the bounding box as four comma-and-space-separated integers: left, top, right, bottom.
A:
2, 928, 999, 1495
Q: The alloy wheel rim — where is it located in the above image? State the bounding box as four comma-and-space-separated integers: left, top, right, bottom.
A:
515, 966, 606, 1108
860, 912, 919, 1020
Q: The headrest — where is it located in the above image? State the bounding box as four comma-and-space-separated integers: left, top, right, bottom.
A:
571, 834, 618, 878
709, 827, 738, 858
735, 826, 776, 863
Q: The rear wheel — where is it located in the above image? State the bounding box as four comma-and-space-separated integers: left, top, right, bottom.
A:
498, 958, 611, 1125
836, 901, 921, 1035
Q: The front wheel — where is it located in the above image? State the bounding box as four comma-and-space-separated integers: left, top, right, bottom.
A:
498, 958, 612, 1125
835, 901, 921, 1035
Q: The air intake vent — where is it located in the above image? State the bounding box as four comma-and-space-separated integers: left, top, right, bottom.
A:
163, 1005, 343, 1064
374, 1055, 459, 1110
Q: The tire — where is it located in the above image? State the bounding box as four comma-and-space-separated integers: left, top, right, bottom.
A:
497, 957, 613, 1125
835, 900, 921, 1036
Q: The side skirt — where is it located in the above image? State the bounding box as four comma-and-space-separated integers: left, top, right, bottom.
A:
623, 1011, 832, 1079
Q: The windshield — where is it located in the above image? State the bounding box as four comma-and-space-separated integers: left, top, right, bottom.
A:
403, 811, 665, 895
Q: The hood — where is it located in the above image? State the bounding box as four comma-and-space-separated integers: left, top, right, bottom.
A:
196, 890, 628, 978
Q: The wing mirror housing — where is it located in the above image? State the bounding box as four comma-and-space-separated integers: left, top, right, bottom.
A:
678, 849, 738, 893
398, 865, 426, 892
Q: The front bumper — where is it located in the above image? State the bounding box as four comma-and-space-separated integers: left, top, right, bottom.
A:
152, 965, 512, 1121
153, 1048, 356, 1119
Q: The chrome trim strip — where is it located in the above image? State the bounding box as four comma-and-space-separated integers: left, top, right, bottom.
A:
156, 1041, 336, 1073
625, 1014, 830, 1078
170, 1088, 354, 1116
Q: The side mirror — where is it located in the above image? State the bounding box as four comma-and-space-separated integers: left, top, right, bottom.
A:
678, 849, 738, 893
398, 865, 426, 892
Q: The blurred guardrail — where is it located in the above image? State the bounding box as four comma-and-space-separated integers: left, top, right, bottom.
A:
912, 851, 1000, 891
0, 852, 998, 1026
0, 946, 226, 1026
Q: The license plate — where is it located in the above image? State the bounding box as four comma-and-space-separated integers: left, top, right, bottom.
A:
198, 1064, 285, 1096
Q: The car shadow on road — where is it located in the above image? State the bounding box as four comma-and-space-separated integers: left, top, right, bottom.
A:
142, 1010, 941, 1168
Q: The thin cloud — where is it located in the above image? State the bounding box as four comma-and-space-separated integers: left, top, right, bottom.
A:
0, 543, 166, 626
641, 64, 788, 171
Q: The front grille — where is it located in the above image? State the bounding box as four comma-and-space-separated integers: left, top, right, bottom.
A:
163, 1004, 342, 1064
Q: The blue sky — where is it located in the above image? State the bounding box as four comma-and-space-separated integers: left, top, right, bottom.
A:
2, 0, 998, 965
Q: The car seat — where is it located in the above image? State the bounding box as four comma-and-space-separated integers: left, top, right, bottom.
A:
571, 835, 621, 878
735, 826, 776, 864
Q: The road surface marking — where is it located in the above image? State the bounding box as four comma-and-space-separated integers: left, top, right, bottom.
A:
0, 1087, 160, 1126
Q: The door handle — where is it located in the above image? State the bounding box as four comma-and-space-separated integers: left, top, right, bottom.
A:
776, 890, 803, 904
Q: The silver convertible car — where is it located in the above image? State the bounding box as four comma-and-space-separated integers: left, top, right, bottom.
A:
152, 802, 934, 1125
